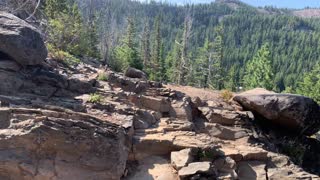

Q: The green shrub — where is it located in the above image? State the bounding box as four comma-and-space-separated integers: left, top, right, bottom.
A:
47, 43, 81, 65
88, 93, 103, 103
220, 89, 234, 101
97, 73, 108, 81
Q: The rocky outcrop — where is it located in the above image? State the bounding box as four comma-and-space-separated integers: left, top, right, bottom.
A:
0, 12, 47, 66
0, 107, 129, 180
234, 89, 320, 135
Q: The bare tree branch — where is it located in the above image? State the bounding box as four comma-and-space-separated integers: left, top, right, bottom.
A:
25, 0, 40, 21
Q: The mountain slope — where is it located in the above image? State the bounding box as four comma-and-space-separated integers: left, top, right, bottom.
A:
78, 0, 320, 92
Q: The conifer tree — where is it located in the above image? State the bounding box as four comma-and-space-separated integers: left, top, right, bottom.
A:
150, 15, 162, 81
243, 43, 274, 90
114, 17, 142, 71
194, 37, 212, 88
208, 25, 224, 90
225, 65, 237, 91
296, 64, 320, 103
45, 0, 82, 54
141, 20, 151, 72
166, 33, 182, 84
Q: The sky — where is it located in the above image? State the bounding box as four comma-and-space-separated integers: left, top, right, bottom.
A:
138, 0, 320, 9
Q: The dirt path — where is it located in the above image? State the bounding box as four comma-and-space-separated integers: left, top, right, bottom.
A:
165, 84, 222, 101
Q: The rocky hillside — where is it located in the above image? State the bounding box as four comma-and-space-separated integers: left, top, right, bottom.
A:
0, 11, 319, 180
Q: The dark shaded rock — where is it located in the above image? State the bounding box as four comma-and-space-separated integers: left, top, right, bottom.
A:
0, 12, 47, 66
0, 70, 24, 94
124, 67, 147, 79
108, 72, 149, 93
0, 60, 21, 71
234, 91, 320, 136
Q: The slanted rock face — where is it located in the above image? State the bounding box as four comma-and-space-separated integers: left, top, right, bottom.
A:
234, 90, 320, 136
0, 12, 47, 65
0, 108, 129, 180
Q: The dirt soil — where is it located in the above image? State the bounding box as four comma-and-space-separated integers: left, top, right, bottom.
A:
165, 84, 222, 101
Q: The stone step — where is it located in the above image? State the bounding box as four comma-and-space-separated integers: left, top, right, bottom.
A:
132, 131, 221, 160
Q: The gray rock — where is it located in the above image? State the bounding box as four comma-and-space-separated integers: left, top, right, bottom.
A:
108, 72, 149, 93
200, 107, 249, 126
0, 70, 24, 94
171, 148, 195, 170
170, 99, 193, 122
0, 60, 21, 71
140, 95, 171, 113
0, 107, 129, 180
178, 162, 212, 178
206, 123, 248, 140
214, 157, 238, 179
234, 90, 320, 136
133, 109, 160, 129
124, 67, 147, 79
237, 161, 266, 180
0, 12, 47, 65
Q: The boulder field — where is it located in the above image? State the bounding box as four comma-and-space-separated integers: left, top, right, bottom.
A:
0, 12, 319, 180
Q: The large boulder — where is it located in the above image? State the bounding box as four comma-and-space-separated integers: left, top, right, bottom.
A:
234, 89, 320, 135
0, 107, 129, 180
124, 67, 147, 79
0, 11, 47, 65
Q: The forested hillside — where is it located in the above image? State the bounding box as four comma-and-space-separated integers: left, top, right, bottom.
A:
78, 0, 320, 95
2, 0, 319, 102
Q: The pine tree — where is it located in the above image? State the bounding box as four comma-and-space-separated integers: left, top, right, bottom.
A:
296, 64, 320, 103
166, 33, 182, 84
208, 25, 224, 90
150, 15, 162, 81
225, 65, 237, 91
114, 17, 142, 71
194, 37, 212, 88
79, 0, 100, 58
45, 0, 82, 54
243, 43, 274, 90
141, 20, 151, 72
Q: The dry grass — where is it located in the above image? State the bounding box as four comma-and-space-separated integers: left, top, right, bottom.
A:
220, 90, 234, 101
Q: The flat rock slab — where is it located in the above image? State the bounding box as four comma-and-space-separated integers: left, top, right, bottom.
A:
133, 131, 219, 160
0, 107, 128, 180
178, 162, 212, 177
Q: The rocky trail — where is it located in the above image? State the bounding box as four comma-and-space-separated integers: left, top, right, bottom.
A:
0, 11, 319, 180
